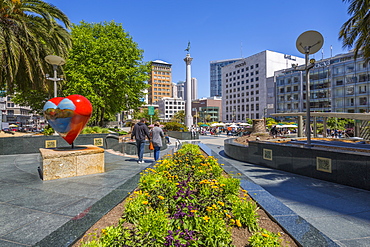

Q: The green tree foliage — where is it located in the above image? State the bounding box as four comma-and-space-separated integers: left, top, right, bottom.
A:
339, 0, 370, 62
327, 118, 354, 130
171, 110, 185, 123
63, 21, 150, 126
0, 0, 71, 94
132, 108, 159, 122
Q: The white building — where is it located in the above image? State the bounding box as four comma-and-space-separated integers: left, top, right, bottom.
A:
221, 50, 305, 122
157, 97, 185, 122
191, 77, 198, 100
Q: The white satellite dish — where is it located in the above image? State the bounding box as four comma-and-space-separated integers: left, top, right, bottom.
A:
296, 30, 324, 55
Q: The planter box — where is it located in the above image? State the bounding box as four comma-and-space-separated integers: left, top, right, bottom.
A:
0, 133, 115, 155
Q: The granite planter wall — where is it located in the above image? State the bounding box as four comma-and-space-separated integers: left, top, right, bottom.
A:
167, 131, 199, 140
0, 133, 115, 155
224, 138, 370, 191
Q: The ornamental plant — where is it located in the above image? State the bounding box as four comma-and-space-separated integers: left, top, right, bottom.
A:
82, 143, 284, 247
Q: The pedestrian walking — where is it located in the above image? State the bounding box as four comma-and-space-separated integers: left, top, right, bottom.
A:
150, 122, 164, 161
131, 118, 151, 163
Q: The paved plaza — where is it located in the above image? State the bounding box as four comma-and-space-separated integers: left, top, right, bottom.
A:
0, 135, 369, 246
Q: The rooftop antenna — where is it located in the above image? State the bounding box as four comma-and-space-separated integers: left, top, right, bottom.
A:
240, 41, 243, 58
322, 48, 324, 60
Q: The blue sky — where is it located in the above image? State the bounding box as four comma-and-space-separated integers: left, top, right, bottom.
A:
46, 0, 350, 98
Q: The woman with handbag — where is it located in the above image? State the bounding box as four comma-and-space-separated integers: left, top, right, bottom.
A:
150, 122, 164, 161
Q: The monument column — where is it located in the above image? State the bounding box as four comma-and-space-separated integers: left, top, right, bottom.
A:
184, 53, 193, 130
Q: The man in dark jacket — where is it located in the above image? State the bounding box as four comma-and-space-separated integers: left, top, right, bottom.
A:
131, 118, 151, 163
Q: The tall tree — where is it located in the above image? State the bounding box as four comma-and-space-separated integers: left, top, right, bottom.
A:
0, 0, 71, 94
63, 21, 150, 126
339, 0, 370, 62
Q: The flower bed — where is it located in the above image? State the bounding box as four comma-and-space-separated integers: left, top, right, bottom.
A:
80, 144, 295, 247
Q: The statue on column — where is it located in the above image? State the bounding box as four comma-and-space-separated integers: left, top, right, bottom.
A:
185, 41, 191, 53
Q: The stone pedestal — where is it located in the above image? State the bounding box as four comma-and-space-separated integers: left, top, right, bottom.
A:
252, 119, 266, 133
39, 145, 105, 181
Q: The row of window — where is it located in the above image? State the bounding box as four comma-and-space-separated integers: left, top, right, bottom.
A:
153, 84, 171, 87
226, 104, 260, 112
153, 79, 170, 83
153, 71, 170, 75
226, 77, 259, 85
153, 92, 170, 95
226, 70, 259, 80
226, 90, 260, 99
165, 101, 185, 105
226, 64, 259, 76
226, 84, 259, 93
225, 96, 260, 104
153, 75, 170, 79
225, 113, 260, 121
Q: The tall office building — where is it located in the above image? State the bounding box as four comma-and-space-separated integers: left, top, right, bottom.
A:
210, 58, 243, 97
148, 60, 172, 104
222, 50, 305, 122
191, 77, 198, 100
176, 81, 185, 99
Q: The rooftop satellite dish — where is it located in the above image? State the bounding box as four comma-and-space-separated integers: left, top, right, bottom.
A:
296, 30, 324, 54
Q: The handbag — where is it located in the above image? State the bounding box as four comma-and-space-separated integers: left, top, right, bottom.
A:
149, 141, 154, 150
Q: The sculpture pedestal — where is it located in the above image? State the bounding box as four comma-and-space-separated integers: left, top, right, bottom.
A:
39, 145, 105, 181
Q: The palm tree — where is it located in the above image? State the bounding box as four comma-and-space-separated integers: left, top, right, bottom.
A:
339, 0, 370, 62
0, 0, 71, 93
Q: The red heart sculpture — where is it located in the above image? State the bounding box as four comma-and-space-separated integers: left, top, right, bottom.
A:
43, 95, 93, 145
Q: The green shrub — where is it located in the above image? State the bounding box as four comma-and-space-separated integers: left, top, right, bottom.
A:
163, 121, 187, 131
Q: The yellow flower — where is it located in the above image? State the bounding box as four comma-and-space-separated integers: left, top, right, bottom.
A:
158, 195, 165, 200
142, 201, 149, 205
211, 186, 219, 189
230, 219, 235, 225
217, 201, 225, 207
203, 216, 210, 222
242, 190, 247, 193
225, 214, 231, 218
101, 229, 107, 235
262, 233, 270, 238
190, 210, 197, 213
236, 219, 242, 227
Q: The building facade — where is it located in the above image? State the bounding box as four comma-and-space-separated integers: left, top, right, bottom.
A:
210, 58, 243, 97
0, 95, 33, 128
148, 60, 173, 104
192, 97, 222, 124
176, 81, 185, 99
222, 50, 305, 122
275, 51, 370, 116
157, 97, 185, 122
191, 77, 198, 100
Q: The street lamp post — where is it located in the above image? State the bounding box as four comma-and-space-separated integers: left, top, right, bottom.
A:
295, 31, 323, 146
45, 55, 66, 98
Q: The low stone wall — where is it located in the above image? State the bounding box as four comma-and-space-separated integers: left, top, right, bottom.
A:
0, 133, 114, 155
107, 137, 168, 155
167, 131, 199, 140
224, 138, 370, 191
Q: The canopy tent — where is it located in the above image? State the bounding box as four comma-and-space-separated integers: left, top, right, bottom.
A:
9, 124, 18, 128
211, 123, 226, 127
228, 124, 238, 128
239, 123, 251, 126
276, 124, 298, 128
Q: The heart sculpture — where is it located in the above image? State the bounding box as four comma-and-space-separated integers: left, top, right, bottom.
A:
43, 95, 93, 145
